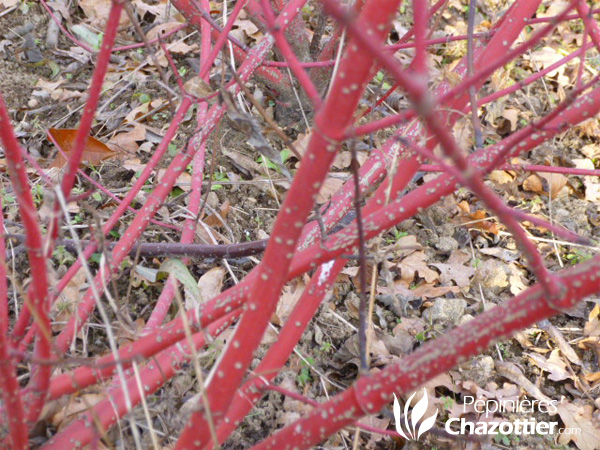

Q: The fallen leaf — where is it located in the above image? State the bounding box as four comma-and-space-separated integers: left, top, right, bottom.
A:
107, 124, 146, 154
410, 283, 458, 299
523, 173, 568, 198
501, 108, 519, 132
523, 174, 544, 194
132, 0, 170, 21
123, 158, 145, 172
332, 151, 352, 169
79, 0, 130, 26
145, 22, 184, 41
467, 210, 499, 235
197, 267, 225, 302
431, 250, 474, 287
234, 20, 261, 39
458, 201, 499, 234
52, 269, 87, 333
539, 172, 568, 198
556, 402, 600, 450
165, 41, 199, 54
0, 0, 18, 8
584, 181, 600, 202
157, 168, 192, 191
581, 144, 600, 159
478, 247, 519, 263
316, 176, 345, 204
50, 393, 105, 429
184, 77, 213, 98
584, 304, 600, 338
394, 234, 422, 258
489, 170, 514, 186
291, 133, 311, 159
273, 278, 307, 325
204, 201, 231, 228
125, 99, 165, 123
158, 259, 204, 309
527, 46, 565, 78
526, 350, 573, 382
35, 78, 81, 102
48, 129, 116, 169
397, 251, 439, 284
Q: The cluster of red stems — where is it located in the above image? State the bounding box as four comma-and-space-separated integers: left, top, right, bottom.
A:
0, 0, 599, 448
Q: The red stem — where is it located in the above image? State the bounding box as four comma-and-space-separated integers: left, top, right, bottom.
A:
351, 0, 574, 137
52, 1, 125, 244
0, 198, 27, 448
213, 259, 347, 445
15, 97, 193, 351
259, 0, 322, 108
0, 93, 51, 426
174, 2, 403, 447
41, 312, 238, 449
251, 255, 600, 450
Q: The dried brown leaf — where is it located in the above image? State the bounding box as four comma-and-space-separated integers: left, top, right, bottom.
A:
431, 250, 474, 287
556, 402, 600, 450
316, 176, 345, 204
526, 349, 573, 382
197, 267, 225, 303
107, 124, 146, 154
204, 201, 231, 228
397, 251, 437, 284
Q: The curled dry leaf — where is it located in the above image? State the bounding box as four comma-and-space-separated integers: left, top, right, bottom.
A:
165, 41, 199, 54
431, 250, 475, 288
0, 0, 18, 8
316, 176, 346, 204
488, 169, 514, 186
501, 107, 519, 132
183, 77, 213, 99
125, 99, 165, 123
107, 123, 146, 154
523, 173, 568, 198
581, 144, 600, 159
397, 251, 439, 284
585, 304, 600, 338
145, 22, 184, 41
556, 402, 600, 450
204, 201, 231, 228
52, 269, 87, 333
35, 78, 82, 102
157, 168, 192, 191
48, 128, 117, 169
79, 0, 131, 27
527, 46, 566, 80
234, 20, 262, 42
526, 349, 573, 382
197, 267, 226, 303
457, 200, 499, 235
273, 277, 307, 325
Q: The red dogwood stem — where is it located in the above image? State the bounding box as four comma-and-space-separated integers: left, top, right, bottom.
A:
250, 255, 600, 450
174, 1, 403, 447
0, 94, 51, 427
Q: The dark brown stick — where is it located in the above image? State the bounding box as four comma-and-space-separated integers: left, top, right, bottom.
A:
5, 234, 267, 259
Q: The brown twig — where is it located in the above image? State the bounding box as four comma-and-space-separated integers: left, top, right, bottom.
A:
350, 141, 369, 374
5, 234, 267, 259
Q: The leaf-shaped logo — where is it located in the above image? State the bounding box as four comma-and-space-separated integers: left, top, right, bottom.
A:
393, 389, 438, 441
